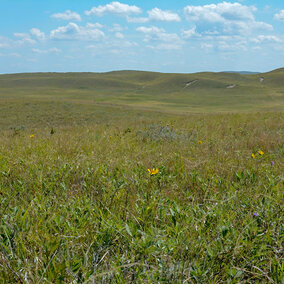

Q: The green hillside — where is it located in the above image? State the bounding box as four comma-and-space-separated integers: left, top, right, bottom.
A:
0, 69, 283, 129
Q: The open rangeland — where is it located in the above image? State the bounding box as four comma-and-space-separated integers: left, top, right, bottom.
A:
0, 71, 283, 282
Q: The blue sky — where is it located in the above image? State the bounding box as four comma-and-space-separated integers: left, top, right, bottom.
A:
0, 0, 283, 73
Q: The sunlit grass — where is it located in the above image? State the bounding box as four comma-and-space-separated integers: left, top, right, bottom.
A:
0, 111, 283, 282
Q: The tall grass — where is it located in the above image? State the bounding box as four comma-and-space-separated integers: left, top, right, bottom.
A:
0, 112, 283, 282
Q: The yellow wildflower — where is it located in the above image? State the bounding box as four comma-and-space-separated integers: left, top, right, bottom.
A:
251, 153, 255, 159
258, 150, 264, 156
148, 168, 159, 176
30, 134, 35, 139
198, 140, 203, 144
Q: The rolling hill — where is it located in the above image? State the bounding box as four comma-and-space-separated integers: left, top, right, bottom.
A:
0, 68, 283, 128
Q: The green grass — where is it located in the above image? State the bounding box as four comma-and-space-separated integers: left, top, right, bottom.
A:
0, 111, 283, 282
1, 68, 284, 116
0, 70, 283, 282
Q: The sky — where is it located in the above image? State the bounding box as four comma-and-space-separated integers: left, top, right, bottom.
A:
0, 0, 283, 74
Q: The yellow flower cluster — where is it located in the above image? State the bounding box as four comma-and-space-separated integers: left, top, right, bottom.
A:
148, 168, 159, 175
251, 150, 264, 158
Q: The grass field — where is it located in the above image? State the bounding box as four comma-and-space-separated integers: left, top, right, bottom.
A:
0, 70, 283, 282
0, 68, 284, 119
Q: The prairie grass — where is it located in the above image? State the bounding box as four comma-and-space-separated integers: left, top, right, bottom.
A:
1, 69, 284, 114
0, 109, 283, 283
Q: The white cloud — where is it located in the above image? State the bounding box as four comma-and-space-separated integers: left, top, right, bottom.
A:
115, 32, 124, 39
201, 43, 213, 50
184, 2, 256, 22
30, 28, 45, 41
13, 33, 36, 45
147, 43, 182, 50
51, 10, 81, 21
0, 37, 10, 48
85, 2, 141, 17
14, 33, 28, 38
137, 26, 182, 48
274, 10, 284, 21
50, 23, 105, 41
191, 34, 253, 53
32, 47, 61, 54
218, 40, 247, 51
109, 24, 124, 32
182, 26, 200, 39
127, 16, 149, 23
157, 33, 180, 42
86, 23, 104, 29
184, 2, 272, 35
252, 35, 282, 43
128, 8, 180, 23
148, 8, 181, 22
136, 26, 165, 34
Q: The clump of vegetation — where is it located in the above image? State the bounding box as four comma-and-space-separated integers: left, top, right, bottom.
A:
0, 109, 283, 283
10, 125, 26, 136
136, 124, 194, 142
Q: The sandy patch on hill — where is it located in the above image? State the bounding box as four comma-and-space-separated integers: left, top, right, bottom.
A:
184, 80, 198, 88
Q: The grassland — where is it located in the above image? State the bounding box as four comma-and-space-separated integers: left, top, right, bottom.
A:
0, 70, 283, 282
0, 68, 284, 119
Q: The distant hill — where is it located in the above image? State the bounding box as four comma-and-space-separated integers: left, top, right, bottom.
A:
223, 71, 260, 75
0, 68, 283, 114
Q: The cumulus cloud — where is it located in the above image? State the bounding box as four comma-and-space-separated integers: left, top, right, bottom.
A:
50, 23, 105, 41
217, 40, 247, 51
184, 2, 272, 36
136, 26, 165, 34
32, 47, 61, 54
109, 24, 124, 32
274, 10, 284, 21
202, 35, 249, 51
14, 33, 36, 45
252, 35, 282, 43
185, 2, 256, 22
14, 33, 29, 38
148, 8, 181, 22
147, 43, 182, 50
182, 26, 200, 39
51, 10, 81, 21
201, 43, 214, 50
86, 23, 104, 29
30, 28, 45, 41
136, 26, 181, 45
128, 8, 180, 23
126, 16, 149, 23
115, 32, 124, 39
1, 31, 43, 50
85, 2, 141, 17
